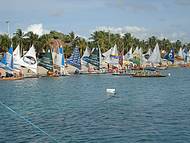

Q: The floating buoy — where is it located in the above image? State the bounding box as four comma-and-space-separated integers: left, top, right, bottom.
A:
106, 88, 116, 94
168, 73, 171, 76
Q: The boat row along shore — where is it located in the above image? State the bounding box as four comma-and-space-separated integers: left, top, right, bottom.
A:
0, 43, 190, 80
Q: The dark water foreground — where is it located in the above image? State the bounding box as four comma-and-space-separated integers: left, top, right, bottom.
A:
0, 68, 190, 143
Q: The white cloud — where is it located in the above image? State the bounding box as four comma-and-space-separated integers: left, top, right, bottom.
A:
76, 34, 88, 40
155, 31, 188, 42
24, 24, 49, 36
94, 26, 147, 39
93, 26, 189, 43
96, 26, 146, 34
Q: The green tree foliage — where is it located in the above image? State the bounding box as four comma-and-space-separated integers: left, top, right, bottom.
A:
0, 34, 11, 52
0, 29, 189, 58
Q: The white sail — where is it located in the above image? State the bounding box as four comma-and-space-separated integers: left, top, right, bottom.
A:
178, 47, 183, 59
102, 48, 112, 62
146, 48, 152, 56
187, 50, 190, 63
99, 47, 102, 68
148, 43, 161, 64
138, 47, 147, 65
52, 51, 62, 67
6, 52, 13, 68
138, 47, 143, 65
124, 47, 133, 60
18, 45, 37, 73
133, 46, 139, 57
13, 45, 21, 69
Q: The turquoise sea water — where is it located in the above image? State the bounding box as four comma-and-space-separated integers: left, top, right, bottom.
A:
0, 68, 190, 143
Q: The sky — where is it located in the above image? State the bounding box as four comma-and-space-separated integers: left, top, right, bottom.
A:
0, 0, 190, 42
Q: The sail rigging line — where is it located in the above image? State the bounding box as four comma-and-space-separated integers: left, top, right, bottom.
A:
0, 101, 59, 143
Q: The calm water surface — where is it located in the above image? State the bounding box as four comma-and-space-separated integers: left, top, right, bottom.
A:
0, 68, 190, 143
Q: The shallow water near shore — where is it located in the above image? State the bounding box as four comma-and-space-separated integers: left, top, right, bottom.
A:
0, 68, 190, 143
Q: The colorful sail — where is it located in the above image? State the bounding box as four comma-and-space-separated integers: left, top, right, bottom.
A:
0, 53, 7, 66
183, 48, 188, 63
164, 48, 174, 64
102, 44, 119, 66
67, 47, 81, 69
109, 44, 119, 66
83, 47, 101, 69
52, 48, 62, 67
0, 47, 13, 73
18, 45, 37, 73
6, 47, 13, 69
38, 49, 53, 71
59, 47, 65, 67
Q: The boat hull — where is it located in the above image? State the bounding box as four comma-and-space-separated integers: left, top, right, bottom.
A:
132, 75, 166, 78
0, 77, 23, 80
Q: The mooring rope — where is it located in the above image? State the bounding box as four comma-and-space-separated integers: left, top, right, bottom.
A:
0, 101, 59, 143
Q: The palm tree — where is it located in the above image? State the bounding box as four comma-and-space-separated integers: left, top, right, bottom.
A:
0, 34, 11, 52
90, 31, 108, 52
76, 38, 87, 56
174, 40, 182, 52
147, 36, 158, 52
123, 33, 134, 52
12, 29, 25, 55
24, 31, 39, 47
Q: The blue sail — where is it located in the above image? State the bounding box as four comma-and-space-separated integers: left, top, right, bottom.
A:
6, 47, 13, 69
0, 47, 14, 74
183, 48, 188, 63
1, 53, 7, 65
67, 47, 81, 69
0, 53, 7, 69
59, 47, 65, 67
164, 48, 174, 64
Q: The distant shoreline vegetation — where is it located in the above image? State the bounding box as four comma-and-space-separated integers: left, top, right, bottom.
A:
0, 29, 190, 57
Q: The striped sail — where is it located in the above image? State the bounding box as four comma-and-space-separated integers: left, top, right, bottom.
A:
83, 47, 101, 69
81, 47, 91, 66
67, 47, 81, 69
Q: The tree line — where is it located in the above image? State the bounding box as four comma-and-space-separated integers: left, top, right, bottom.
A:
0, 29, 190, 58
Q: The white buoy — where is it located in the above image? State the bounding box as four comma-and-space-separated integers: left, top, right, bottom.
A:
106, 88, 116, 94
168, 73, 171, 76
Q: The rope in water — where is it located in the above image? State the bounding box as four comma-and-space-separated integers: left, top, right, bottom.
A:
0, 101, 59, 143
